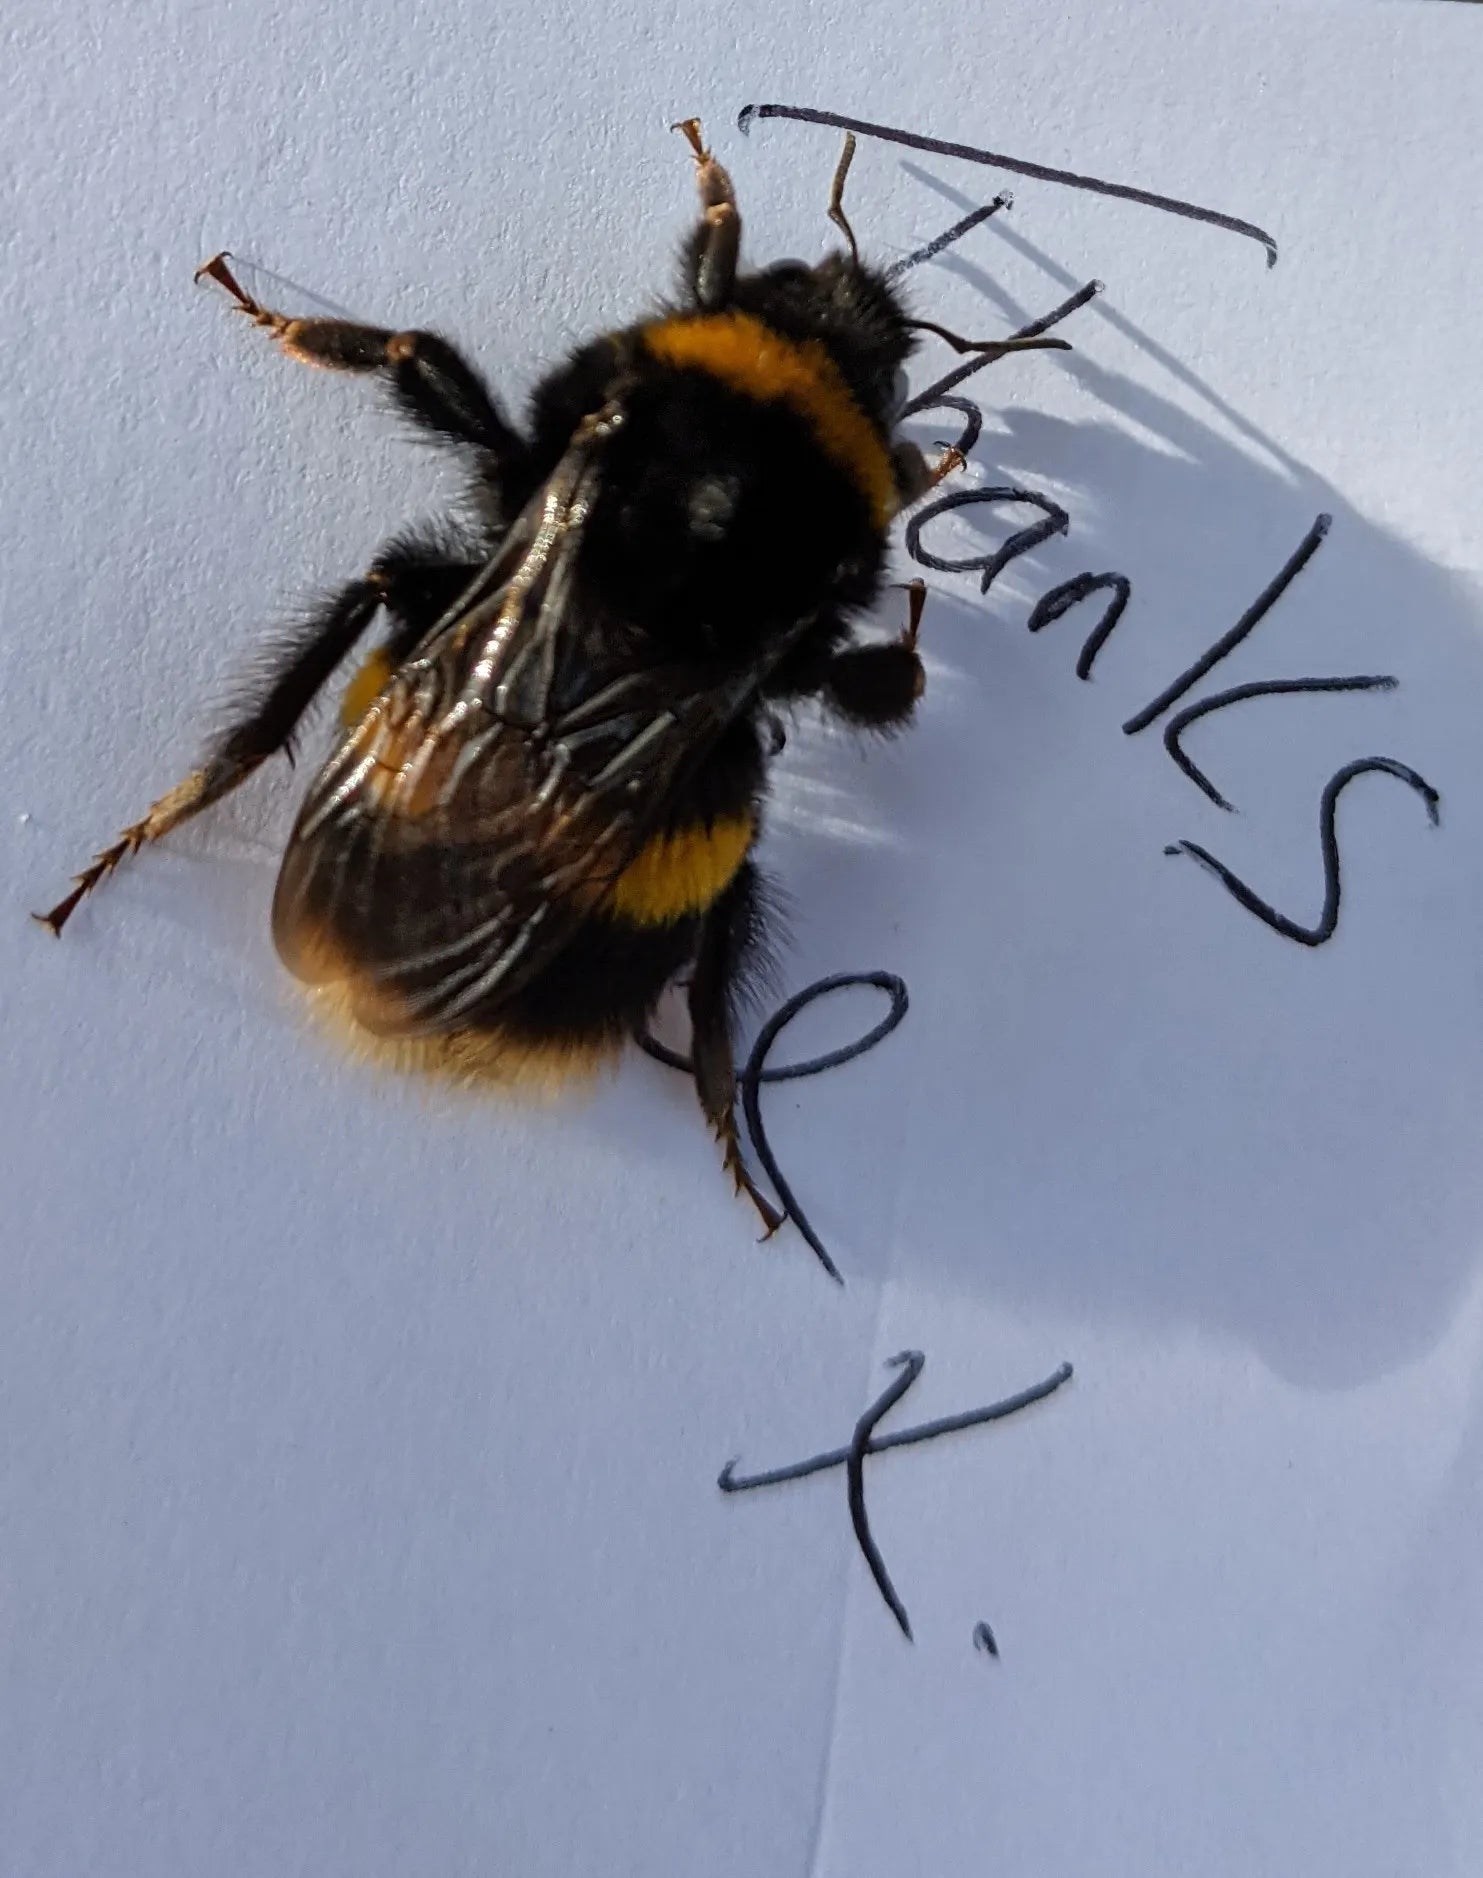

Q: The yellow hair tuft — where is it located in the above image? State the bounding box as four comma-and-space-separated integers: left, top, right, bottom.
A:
339, 646, 396, 727
301, 981, 620, 1100
607, 816, 754, 925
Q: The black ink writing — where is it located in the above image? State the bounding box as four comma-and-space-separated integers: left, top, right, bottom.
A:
972, 1621, 1000, 1658
639, 972, 909, 1284
1027, 573, 1133, 680
737, 103, 1279, 267
747, 110, 1445, 951
708, 111, 1442, 1272
1163, 675, 1400, 811
903, 391, 983, 461
738, 972, 908, 1283
849, 1352, 923, 1637
1121, 513, 1333, 734
887, 229, 1439, 944
907, 487, 1071, 594
885, 191, 1012, 283
1165, 757, 1441, 945
720, 1352, 1074, 1640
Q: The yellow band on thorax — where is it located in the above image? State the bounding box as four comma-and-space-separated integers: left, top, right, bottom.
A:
641, 313, 896, 529
607, 815, 754, 925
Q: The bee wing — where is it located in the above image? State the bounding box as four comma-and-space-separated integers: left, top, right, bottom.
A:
272, 413, 786, 1037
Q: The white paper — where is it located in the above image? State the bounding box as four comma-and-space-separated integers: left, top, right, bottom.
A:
5, 1, 1483, 1872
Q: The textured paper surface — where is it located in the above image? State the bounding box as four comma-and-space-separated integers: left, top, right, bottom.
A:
5, 1, 1483, 1872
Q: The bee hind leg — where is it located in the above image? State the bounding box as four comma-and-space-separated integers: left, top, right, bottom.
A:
34, 576, 387, 936
370, 528, 487, 663
819, 582, 928, 730
686, 862, 785, 1236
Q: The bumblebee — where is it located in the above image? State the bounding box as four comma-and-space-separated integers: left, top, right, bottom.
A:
36, 121, 1060, 1231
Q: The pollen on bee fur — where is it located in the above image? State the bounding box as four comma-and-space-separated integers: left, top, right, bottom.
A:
340, 646, 397, 726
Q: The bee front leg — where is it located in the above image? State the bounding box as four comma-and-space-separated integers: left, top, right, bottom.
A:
686, 862, 785, 1236
671, 118, 741, 310
34, 576, 386, 936
194, 253, 525, 475
890, 440, 966, 507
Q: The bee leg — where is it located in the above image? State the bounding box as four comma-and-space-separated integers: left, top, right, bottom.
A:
820, 583, 928, 729
687, 862, 785, 1236
923, 445, 967, 491
33, 577, 386, 936
194, 253, 526, 470
370, 529, 486, 662
888, 440, 966, 510
671, 118, 741, 310
897, 577, 927, 651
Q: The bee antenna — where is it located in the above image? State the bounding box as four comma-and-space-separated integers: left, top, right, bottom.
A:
905, 319, 1071, 360
827, 133, 860, 265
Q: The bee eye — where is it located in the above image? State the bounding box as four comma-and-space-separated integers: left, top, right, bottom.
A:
766, 260, 812, 285
688, 472, 740, 543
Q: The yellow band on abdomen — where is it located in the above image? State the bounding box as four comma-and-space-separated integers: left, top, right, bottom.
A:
608, 815, 754, 925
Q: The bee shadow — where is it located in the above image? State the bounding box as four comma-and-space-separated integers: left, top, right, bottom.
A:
657, 192, 1483, 1392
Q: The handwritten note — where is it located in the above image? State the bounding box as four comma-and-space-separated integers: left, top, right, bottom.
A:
6, 2, 1483, 1875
